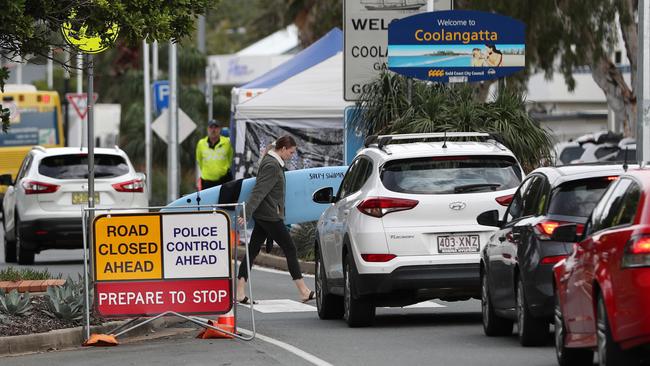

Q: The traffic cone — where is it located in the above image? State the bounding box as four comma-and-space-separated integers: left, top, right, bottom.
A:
196, 309, 235, 339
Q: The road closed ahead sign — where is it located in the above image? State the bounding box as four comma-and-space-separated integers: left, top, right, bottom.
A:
93, 211, 232, 317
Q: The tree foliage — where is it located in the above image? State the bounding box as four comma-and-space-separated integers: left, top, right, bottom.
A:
353, 73, 553, 171
0, 0, 217, 131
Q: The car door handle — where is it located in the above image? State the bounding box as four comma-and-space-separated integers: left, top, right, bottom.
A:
342, 209, 350, 216
498, 236, 506, 242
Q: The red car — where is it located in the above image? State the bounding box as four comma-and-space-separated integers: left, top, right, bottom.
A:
552, 169, 650, 366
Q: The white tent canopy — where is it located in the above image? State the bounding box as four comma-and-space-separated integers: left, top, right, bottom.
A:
237, 25, 299, 56
235, 52, 352, 120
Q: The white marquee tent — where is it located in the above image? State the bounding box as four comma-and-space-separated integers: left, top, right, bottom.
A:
233, 52, 353, 178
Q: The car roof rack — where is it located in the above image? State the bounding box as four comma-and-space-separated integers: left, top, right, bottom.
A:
365, 132, 493, 150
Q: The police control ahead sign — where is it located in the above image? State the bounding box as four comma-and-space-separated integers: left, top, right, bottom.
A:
93, 211, 232, 317
388, 10, 525, 83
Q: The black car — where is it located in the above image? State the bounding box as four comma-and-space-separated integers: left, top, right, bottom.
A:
476, 164, 627, 346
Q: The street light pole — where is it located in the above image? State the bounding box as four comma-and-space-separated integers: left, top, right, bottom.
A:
167, 41, 179, 202
143, 41, 152, 201
638, 0, 650, 163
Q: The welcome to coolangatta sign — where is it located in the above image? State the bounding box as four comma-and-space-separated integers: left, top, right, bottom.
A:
388, 10, 525, 83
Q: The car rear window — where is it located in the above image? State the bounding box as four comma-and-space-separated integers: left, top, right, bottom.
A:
381, 156, 522, 194
39, 154, 129, 179
547, 177, 614, 217
559, 146, 584, 164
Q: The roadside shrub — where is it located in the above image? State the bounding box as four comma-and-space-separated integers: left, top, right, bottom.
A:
290, 222, 317, 261
0, 266, 61, 281
0, 289, 33, 316
44, 276, 88, 321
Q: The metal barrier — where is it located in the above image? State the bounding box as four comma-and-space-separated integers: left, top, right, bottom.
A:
80, 203, 257, 342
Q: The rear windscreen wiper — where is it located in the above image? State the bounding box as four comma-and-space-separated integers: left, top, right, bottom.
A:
454, 183, 501, 193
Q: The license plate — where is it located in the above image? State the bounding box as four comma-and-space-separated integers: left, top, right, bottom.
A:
71, 192, 100, 205
437, 234, 480, 254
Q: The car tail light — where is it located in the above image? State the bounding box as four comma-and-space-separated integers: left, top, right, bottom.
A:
622, 235, 650, 268
21, 180, 59, 194
534, 220, 584, 240
357, 197, 418, 218
112, 179, 144, 193
361, 254, 397, 262
541, 255, 568, 265
495, 194, 513, 207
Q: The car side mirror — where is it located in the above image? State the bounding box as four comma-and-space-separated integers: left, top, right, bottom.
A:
477, 210, 501, 227
551, 224, 578, 242
312, 187, 334, 204
0, 174, 13, 186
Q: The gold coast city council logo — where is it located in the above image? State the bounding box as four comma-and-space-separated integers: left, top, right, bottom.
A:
428, 69, 445, 77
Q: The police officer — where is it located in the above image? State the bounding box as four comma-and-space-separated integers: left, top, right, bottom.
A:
196, 119, 234, 190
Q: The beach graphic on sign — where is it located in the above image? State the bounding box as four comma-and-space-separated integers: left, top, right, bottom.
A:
388, 44, 525, 68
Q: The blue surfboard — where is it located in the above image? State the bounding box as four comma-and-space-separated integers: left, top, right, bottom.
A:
164, 166, 347, 225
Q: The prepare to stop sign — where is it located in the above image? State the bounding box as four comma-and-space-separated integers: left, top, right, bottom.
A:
93, 211, 233, 317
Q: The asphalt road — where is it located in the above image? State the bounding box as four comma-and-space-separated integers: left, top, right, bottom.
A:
2, 259, 562, 366
0, 226, 86, 279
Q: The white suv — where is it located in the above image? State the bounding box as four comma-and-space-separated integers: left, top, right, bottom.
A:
2, 146, 148, 264
312, 133, 524, 327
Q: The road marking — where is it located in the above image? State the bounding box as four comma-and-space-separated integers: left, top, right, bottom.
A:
239, 299, 316, 313
238, 299, 446, 313
237, 327, 334, 366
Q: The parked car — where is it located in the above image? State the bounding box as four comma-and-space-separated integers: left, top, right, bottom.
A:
553, 142, 585, 166
312, 132, 524, 327
2, 146, 148, 264
553, 168, 650, 366
476, 164, 627, 346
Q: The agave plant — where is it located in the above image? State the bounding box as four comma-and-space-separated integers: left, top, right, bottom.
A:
0, 289, 33, 316
43, 276, 88, 321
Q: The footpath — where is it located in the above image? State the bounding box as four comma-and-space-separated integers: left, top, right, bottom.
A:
1, 250, 314, 357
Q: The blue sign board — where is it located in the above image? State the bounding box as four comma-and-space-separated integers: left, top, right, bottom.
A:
388, 10, 525, 83
344, 107, 365, 165
152, 80, 170, 115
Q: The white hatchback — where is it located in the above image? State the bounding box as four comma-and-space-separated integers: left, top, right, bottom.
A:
2, 146, 148, 264
312, 133, 524, 326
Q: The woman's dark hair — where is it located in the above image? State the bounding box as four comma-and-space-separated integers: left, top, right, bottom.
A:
485, 44, 502, 54
274, 135, 297, 150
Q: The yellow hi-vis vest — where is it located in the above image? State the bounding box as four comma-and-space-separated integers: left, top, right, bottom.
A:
196, 136, 233, 181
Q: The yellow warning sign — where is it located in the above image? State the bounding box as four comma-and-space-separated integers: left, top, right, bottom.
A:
61, 18, 119, 54
94, 215, 162, 281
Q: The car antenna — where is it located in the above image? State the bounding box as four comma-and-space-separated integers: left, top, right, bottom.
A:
623, 146, 629, 172
442, 131, 447, 149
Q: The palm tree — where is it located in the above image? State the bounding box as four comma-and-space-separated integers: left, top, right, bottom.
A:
352, 72, 554, 171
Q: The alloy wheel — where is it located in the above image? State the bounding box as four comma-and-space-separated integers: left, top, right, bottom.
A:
315, 255, 323, 310
554, 297, 565, 360
343, 261, 350, 320
481, 275, 489, 328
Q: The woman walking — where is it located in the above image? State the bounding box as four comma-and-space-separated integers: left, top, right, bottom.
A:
236, 135, 315, 303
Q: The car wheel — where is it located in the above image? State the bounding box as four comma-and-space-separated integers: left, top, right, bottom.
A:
343, 254, 375, 327
15, 216, 35, 265
516, 277, 548, 346
481, 272, 513, 336
597, 295, 638, 366
3, 218, 17, 263
315, 249, 343, 320
554, 290, 593, 366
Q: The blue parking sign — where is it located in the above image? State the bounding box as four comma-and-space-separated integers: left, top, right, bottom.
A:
152, 80, 170, 115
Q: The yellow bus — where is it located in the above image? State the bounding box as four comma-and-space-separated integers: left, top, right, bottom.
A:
0, 84, 65, 198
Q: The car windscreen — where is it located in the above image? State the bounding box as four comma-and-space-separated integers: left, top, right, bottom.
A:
381, 156, 522, 194
559, 146, 584, 164
39, 154, 129, 179
547, 177, 614, 217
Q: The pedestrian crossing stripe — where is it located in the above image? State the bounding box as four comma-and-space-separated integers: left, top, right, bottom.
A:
238, 299, 446, 313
